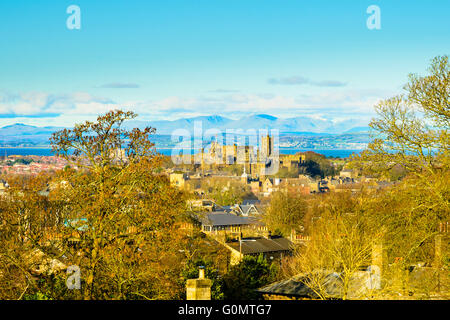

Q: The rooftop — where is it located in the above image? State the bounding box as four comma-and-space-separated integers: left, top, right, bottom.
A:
257, 273, 342, 299
227, 236, 293, 255
198, 211, 253, 227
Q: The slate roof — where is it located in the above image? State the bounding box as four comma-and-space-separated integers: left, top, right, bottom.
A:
257, 273, 343, 298
242, 199, 261, 206
227, 237, 293, 255
199, 211, 253, 227
220, 205, 234, 213
258, 269, 379, 299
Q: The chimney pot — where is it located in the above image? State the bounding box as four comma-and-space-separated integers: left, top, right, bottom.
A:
186, 265, 212, 300
199, 266, 205, 279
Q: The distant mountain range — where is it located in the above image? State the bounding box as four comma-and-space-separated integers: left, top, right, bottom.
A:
0, 123, 66, 146
124, 114, 370, 135
0, 115, 370, 147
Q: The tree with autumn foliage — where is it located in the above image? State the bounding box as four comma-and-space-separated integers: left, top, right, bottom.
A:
351, 55, 449, 212
0, 110, 193, 300
351, 56, 449, 294
0, 173, 62, 299
47, 110, 191, 299
283, 191, 379, 300
264, 191, 308, 237
282, 56, 449, 299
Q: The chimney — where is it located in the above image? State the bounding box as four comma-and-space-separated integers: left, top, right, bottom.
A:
369, 239, 384, 290
199, 266, 205, 279
186, 266, 212, 300
372, 240, 383, 272
434, 235, 443, 268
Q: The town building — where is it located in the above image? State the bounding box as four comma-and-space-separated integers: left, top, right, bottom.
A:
224, 235, 293, 265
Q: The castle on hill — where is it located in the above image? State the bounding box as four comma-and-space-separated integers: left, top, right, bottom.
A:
195, 134, 306, 178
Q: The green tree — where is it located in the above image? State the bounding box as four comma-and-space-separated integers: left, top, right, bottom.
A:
299, 152, 339, 178
205, 180, 252, 206
221, 255, 278, 300
181, 258, 224, 300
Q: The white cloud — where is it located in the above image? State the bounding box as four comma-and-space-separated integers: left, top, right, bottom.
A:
0, 90, 120, 117
268, 76, 348, 87
0, 87, 397, 127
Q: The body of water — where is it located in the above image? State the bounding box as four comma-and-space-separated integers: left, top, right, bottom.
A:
278, 148, 363, 158
1, 148, 58, 157
1, 147, 363, 159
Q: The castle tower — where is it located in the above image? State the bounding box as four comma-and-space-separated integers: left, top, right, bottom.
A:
260, 134, 273, 158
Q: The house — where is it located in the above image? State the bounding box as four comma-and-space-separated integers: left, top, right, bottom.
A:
249, 180, 261, 195
319, 180, 330, 193
258, 261, 450, 300
258, 235, 449, 299
195, 210, 269, 240
218, 205, 234, 213
279, 154, 306, 170
262, 178, 273, 194
279, 176, 314, 195
215, 199, 265, 217
224, 235, 293, 265
257, 239, 386, 299
231, 204, 261, 216
242, 199, 261, 206
340, 168, 358, 179
257, 270, 380, 300
187, 199, 215, 212
262, 178, 281, 195
170, 172, 187, 188
308, 182, 320, 193
197, 211, 253, 234
0, 179, 9, 195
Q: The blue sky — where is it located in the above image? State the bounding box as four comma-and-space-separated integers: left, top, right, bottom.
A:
0, 0, 449, 127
